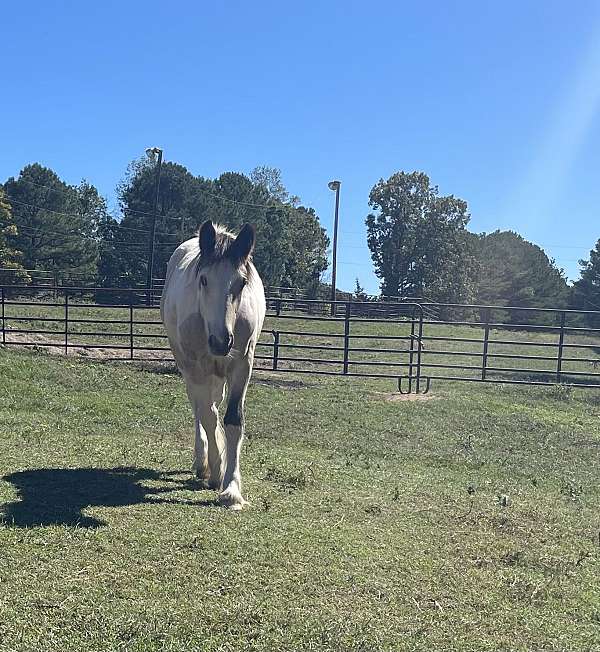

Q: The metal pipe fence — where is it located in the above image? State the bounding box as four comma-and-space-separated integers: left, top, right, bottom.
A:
1, 285, 600, 392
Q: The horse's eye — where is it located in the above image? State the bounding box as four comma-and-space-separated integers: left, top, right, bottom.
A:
200, 275, 207, 287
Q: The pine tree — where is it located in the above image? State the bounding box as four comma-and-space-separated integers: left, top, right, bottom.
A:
3, 164, 100, 278
572, 239, 600, 327
472, 231, 569, 308
353, 278, 368, 301
471, 230, 569, 325
0, 188, 29, 284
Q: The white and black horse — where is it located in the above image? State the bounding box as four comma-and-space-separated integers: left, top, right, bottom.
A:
161, 221, 266, 510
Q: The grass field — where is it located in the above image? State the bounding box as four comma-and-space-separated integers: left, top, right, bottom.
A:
1, 347, 600, 651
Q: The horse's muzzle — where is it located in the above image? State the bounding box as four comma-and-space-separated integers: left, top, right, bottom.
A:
209, 333, 233, 356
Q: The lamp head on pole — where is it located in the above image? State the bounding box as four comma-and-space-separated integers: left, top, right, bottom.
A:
328, 180, 341, 192
145, 146, 163, 160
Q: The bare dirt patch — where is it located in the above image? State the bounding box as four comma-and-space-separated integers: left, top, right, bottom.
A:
1, 332, 172, 361
1, 335, 308, 387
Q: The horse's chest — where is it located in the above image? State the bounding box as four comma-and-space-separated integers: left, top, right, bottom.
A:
175, 313, 227, 381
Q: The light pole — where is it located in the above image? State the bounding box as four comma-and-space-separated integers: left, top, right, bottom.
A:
145, 147, 163, 302
328, 180, 341, 315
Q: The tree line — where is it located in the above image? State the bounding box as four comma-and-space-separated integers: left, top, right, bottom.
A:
0, 161, 329, 294
1, 161, 599, 319
363, 171, 599, 325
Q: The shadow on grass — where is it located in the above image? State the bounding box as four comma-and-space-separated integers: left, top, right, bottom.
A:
1, 467, 218, 528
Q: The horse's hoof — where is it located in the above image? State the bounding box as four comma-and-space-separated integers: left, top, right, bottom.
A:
192, 463, 209, 478
218, 488, 247, 510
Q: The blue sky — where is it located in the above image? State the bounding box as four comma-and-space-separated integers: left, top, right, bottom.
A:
2, 0, 600, 293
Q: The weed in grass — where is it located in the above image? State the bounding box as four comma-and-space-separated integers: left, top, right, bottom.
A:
364, 504, 382, 515
263, 463, 314, 492
549, 383, 574, 402
560, 478, 584, 501
497, 493, 511, 507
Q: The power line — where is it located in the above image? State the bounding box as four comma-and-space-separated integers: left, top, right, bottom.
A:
7, 189, 276, 232
124, 188, 288, 218
7, 177, 85, 201
12, 173, 305, 211
121, 206, 156, 217
16, 224, 99, 241
7, 178, 298, 224
5, 196, 180, 237
5, 180, 161, 245
14, 226, 149, 259
201, 188, 279, 210
543, 245, 591, 250
15, 224, 178, 252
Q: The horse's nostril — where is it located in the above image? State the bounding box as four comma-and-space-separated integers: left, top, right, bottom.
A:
228, 333, 234, 349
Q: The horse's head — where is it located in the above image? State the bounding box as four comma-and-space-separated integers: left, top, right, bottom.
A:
196, 220, 255, 357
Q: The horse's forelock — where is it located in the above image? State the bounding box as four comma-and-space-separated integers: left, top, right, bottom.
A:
195, 225, 251, 276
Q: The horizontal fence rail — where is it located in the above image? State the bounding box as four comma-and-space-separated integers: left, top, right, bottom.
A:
1, 285, 600, 391
0, 276, 439, 318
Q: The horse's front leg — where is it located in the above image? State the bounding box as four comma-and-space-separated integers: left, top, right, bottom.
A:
219, 359, 252, 510
187, 379, 225, 489
204, 376, 226, 489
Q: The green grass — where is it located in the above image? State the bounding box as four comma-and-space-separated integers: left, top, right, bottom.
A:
1, 347, 600, 651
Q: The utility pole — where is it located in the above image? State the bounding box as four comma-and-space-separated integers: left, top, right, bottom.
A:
145, 147, 163, 303
328, 180, 341, 316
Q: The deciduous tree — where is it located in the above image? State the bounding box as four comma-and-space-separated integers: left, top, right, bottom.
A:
365, 171, 474, 301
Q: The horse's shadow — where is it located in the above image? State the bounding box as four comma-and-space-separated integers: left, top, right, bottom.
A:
1, 467, 217, 528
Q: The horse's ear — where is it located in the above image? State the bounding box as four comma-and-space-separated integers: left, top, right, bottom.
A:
229, 224, 255, 263
199, 221, 216, 257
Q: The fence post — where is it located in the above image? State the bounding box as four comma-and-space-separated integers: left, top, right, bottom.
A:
276, 299, 282, 317
482, 308, 491, 381
129, 293, 134, 360
556, 311, 566, 383
407, 308, 416, 394
272, 331, 279, 371
343, 301, 351, 374
415, 305, 424, 393
64, 290, 69, 356
1, 287, 5, 345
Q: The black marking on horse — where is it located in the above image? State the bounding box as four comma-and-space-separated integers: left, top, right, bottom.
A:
224, 394, 244, 427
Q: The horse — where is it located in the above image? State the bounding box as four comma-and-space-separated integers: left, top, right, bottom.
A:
160, 220, 266, 510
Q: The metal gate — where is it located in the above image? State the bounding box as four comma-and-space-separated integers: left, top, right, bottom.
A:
1, 286, 599, 392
